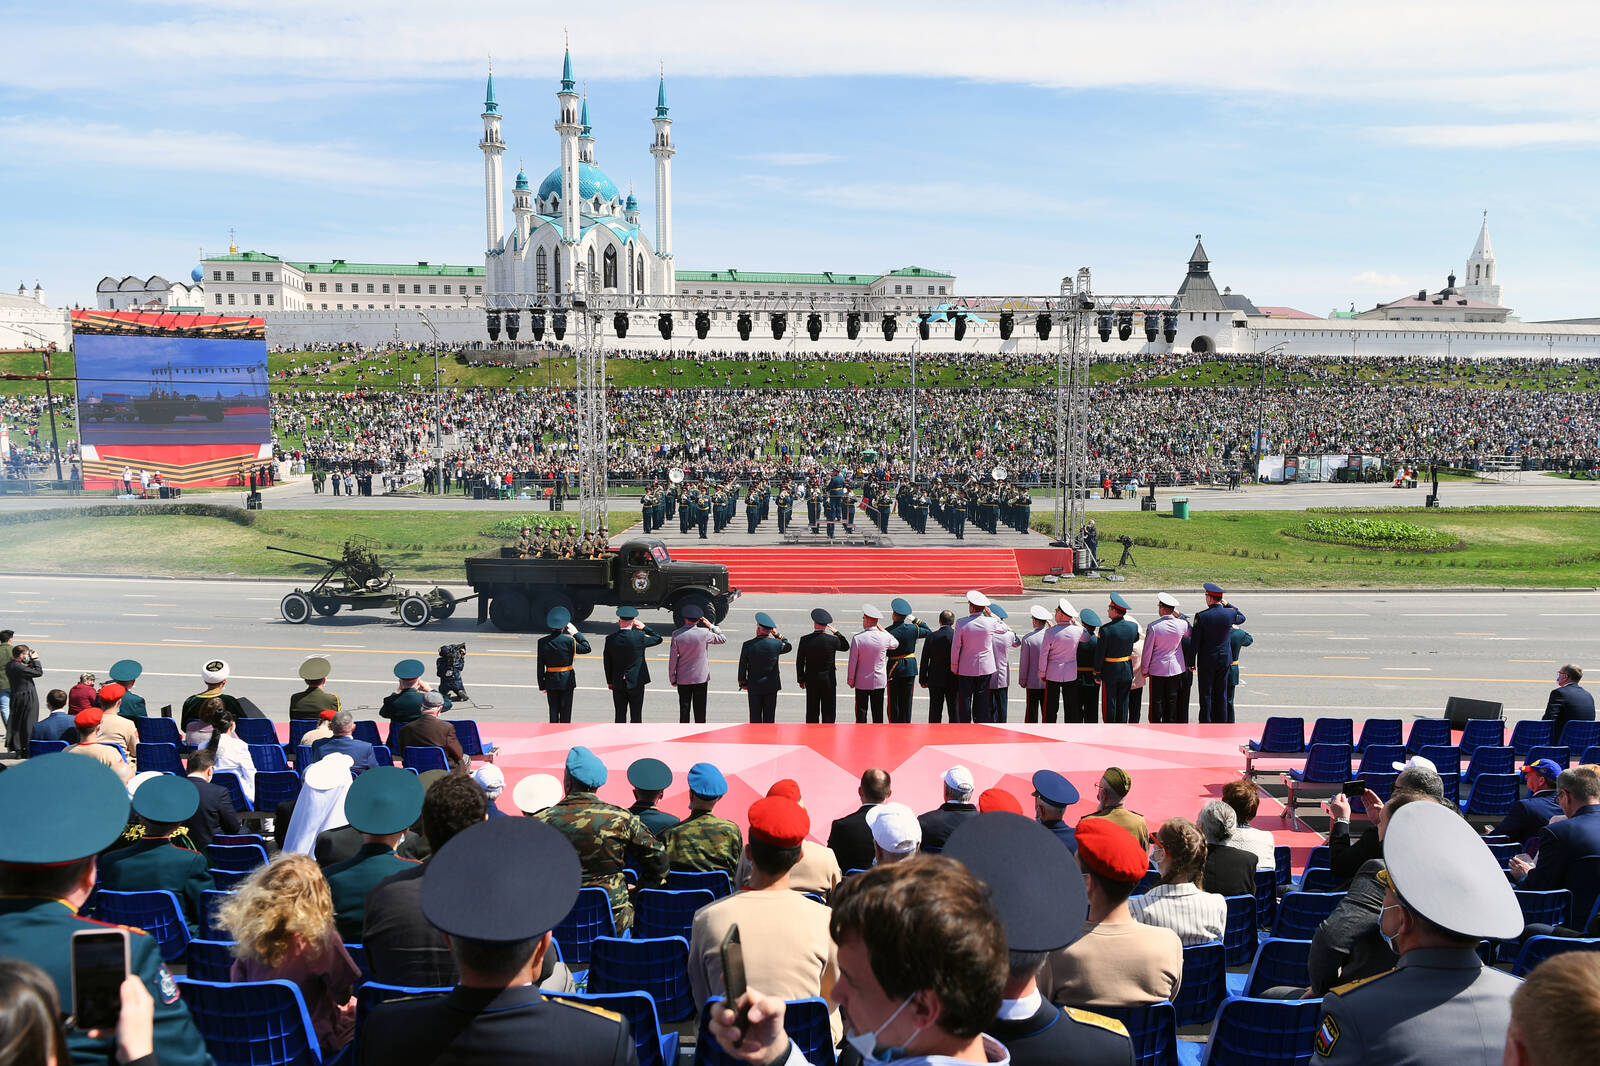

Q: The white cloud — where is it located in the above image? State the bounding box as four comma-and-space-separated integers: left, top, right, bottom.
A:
1371, 121, 1600, 148
741, 153, 842, 166
1350, 270, 1406, 288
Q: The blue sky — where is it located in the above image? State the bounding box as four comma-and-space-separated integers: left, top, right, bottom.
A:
3, 0, 1598, 319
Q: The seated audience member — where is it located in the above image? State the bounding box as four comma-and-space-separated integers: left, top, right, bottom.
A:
282, 754, 355, 860
1196, 800, 1257, 898
1041, 818, 1183, 1007
867, 802, 922, 866
734, 780, 843, 898
1542, 664, 1594, 746
827, 768, 890, 873
1329, 759, 1446, 879
473, 765, 508, 817
98, 776, 213, 931
1503, 952, 1600, 1066
65, 709, 133, 784
92, 684, 140, 769
1493, 759, 1564, 847
663, 763, 744, 875
709, 856, 1010, 1066
1510, 767, 1600, 927
1032, 770, 1079, 851
183, 748, 242, 854
1221, 778, 1277, 869
206, 708, 256, 806
917, 765, 979, 851
310, 711, 381, 772
322, 768, 423, 943
299, 708, 338, 746
29, 689, 73, 746
1078, 767, 1149, 849
395, 693, 467, 770
182, 698, 218, 749
1130, 817, 1226, 945
219, 853, 361, 1054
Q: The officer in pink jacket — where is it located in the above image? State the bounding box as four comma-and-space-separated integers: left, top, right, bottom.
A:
1140, 593, 1192, 724
847, 604, 901, 724
1018, 605, 1051, 723
668, 606, 727, 724
952, 590, 1008, 724
986, 605, 1022, 723
1040, 598, 1086, 724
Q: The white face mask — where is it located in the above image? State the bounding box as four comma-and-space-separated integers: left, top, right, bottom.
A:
844, 995, 918, 1062
1378, 903, 1403, 954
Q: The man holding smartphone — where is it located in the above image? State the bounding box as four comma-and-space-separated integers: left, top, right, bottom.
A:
0, 754, 213, 1066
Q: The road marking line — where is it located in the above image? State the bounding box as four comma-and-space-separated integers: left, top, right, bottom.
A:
162, 638, 203, 643
1509, 659, 1559, 664
1294, 629, 1334, 633
1383, 667, 1432, 671
1406, 613, 1505, 617
1253, 672, 1551, 684
174, 626, 211, 631
1327, 637, 1369, 641
1324, 656, 1370, 660
17, 599, 47, 604
1541, 613, 1600, 617
1456, 632, 1497, 636
144, 603, 178, 607
121, 613, 158, 617
1256, 613, 1369, 617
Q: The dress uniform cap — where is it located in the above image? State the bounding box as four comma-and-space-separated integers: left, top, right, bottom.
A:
627, 758, 673, 791
303, 753, 354, 791
344, 766, 425, 835
1057, 598, 1077, 618
978, 788, 1024, 815
565, 746, 608, 789
1203, 582, 1225, 596
866, 802, 921, 854
966, 590, 991, 607
767, 779, 802, 801
990, 604, 1008, 620
132, 773, 200, 824
1079, 608, 1103, 627
687, 762, 728, 798
945, 812, 1088, 952
200, 659, 230, 684
97, 683, 126, 704
1382, 800, 1524, 939
1029, 604, 1051, 622
298, 656, 331, 682
617, 605, 639, 620
754, 612, 777, 629
421, 817, 581, 942
0, 754, 130, 864
1108, 593, 1130, 611
1103, 767, 1133, 795
861, 603, 882, 620
943, 765, 975, 793
393, 658, 425, 680
109, 659, 143, 683
1031, 770, 1079, 808
748, 796, 810, 847
512, 773, 563, 815
546, 605, 571, 630
74, 708, 103, 730
1075, 817, 1149, 883
810, 608, 833, 625
1157, 593, 1180, 608
891, 598, 913, 617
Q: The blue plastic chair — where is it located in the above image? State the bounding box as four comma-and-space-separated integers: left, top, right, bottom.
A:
1175, 940, 1227, 1027
294, 745, 315, 773
1223, 895, 1258, 967
135, 716, 186, 747
1558, 720, 1600, 753
136, 741, 185, 775
1404, 719, 1452, 756
1355, 772, 1397, 806
1253, 869, 1278, 930
1461, 773, 1521, 819
186, 939, 237, 983
665, 868, 734, 899
1273, 847, 1291, 888
28, 739, 67, 757
371, 744, 393, 767
1307, 718, 1353, 749
1486, 842, 1521, 869
354, 981, 449, 1057
1299, 868, 1343, 893
450, 719, 492, 758
1243, 938, 1314, 997
551, 886, 617, 971
211, 770, 252, 813
344, 943, 369, 980
1418, 744, 1462, 774
253, 770, 302, 812
285, 719, 318, 750
1510, 720, 1554, 758
176, 977, 323, 1066
1200, 995, 1324, 1066
1078, 1002, 1179, 1066
1584, 746, 1600, 767
97, 889, 190, 962
588, 935, 694, 1023
402, 746, 450, 773
697, 997, 836, 1066
1287, 744, 1350, 783
1354, 718, 1402, 752
246, 743, 290, 773
201, 889, 234, 940
1353, 744, 1405, 776
1525, 746, 1571, 769
1462, 745, 1515, 783
1512, 935, 1600, 977
1248, 717, 1305, 754
213, 834, 265, 848
351, 720, 383, 747
1514, 889, 1572, 930
1272, 892, 1345, 941
634, 887, 716, 942
1133, 866, 1162, 896
207, 843, 269, 873
1303, 845, 1330, 872
552, 990, 680, 1066
232, 718, 280, 747
210, 868, 253, 891
1459, 718, 1506, 757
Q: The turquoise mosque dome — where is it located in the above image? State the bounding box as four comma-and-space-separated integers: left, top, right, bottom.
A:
537, 161, 621, 205
190, 265, 205, 283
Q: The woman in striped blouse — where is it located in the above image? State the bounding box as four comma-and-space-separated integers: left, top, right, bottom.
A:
1128, 817, 1228, 945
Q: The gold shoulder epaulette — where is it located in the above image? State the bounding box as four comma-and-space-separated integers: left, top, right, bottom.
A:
1064, 1006, 1129, 1037
556, 999, 625, 1024
1330, 967, 1396, 996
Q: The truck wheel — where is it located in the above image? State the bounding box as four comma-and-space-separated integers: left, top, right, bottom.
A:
569, 593, 596, 623
711, 597, 730, 624
673, 593, 715, 629
311, 597, 341, 617
529, 592, 575, 631
280, 592, 312, 624
399, 594, 431, 628
488, 591, 531, 631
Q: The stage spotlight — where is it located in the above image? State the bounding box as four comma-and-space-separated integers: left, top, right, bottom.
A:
882, 314, 897, 341
1117, 310, 1133, 342
613, 311, 628, 338
919, 314, 931, 341
953, 313, 967, 341
658, 312, 673, 340
1097, 312, 1113, 343
529, 311, 546, 342
807, 312, 822, 341
504, 310, 520, 341
694, 311, 711, 339
771, 312, 787, 340
551, 311, 567, 340
999, 312, 1014, 340
737, 312, 753, 341
486, 310, 501, 341
1035, 313, 1052, 341
846, 312, 861, 340
1143, 313, 1159, 343
1162, 310, 1178, 343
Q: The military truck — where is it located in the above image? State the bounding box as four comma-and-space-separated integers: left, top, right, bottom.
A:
464, 536, 738, 631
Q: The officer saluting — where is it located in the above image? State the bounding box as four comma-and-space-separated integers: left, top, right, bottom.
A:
884, 598, 933, 724
108, 659, 148, 718
536, 606, 591, 724
1314, 801, 1524, 1066
603, 606, 662, 724
1096, 593, 1140, 724
1192, 582, 1246, 724
738, 612, 792, 724
0, 756, 213, 1066
795, 608, 849, 724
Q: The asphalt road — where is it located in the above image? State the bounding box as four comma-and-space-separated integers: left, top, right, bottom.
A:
5, 575, 1593, 729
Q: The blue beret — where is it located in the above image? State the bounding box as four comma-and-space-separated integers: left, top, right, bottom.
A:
810, 608, 833, 625
945, 812, 1086, 952
1078, 608, 1103, 628
1031, 769, 1079, 808
0, 755, 129, 864
617, 605, 639, 620
1203, 582, 1225, 596
109, 659, 143, 683
627, 758, 672, 791
133, 774, 199, 824
394, 658, 426, 680
344, 766, 425, 835
565, 746, 608, 789
991, 604, 1008, 620
687, 762, 728, 798
891, 598, 913, 616
546, 605, 571, 630
1108, 592, 1130, 610
754, 612, 777, 629
421, 818, 580, 941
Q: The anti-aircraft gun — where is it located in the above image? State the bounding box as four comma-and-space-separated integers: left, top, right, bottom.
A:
268, 537, 468, 628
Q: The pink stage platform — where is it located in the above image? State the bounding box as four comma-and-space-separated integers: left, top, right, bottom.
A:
478, 722, 1324, 867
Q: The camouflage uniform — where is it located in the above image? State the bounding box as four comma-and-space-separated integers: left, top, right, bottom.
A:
661, 809, 744, 876
536, 791, 667, 931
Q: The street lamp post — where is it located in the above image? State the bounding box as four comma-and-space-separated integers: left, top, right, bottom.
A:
414, 310, 444, 496
1254, 340, 1288, 471
9, 325, 65, 482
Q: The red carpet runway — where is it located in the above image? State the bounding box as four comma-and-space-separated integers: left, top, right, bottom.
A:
475, 722, 1324, 866
668, 547, 1027, 595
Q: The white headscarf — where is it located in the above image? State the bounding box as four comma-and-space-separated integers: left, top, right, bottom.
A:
282, 753, 354, 855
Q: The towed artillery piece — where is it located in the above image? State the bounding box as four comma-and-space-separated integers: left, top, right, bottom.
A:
269, 538, 469, 628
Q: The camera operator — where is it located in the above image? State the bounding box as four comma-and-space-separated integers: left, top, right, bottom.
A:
5, 644, 43, 757
436, 644, 469, 703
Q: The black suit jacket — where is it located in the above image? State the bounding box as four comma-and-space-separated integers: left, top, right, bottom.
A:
1203, 842, 1260, 898
1544, 683, 1597, 745
920, 626, 955, 687
827, 805, 877, 874
359, 984, 636, 1066
363, 864, 457, 988
183, 775, 242, 854
1524, 804, 1600, 928
918, 802, 979, 852
796, 630, 850, 686
738, 636, 792, 694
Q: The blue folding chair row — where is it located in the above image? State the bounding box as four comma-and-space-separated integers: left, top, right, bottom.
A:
1176, 940, 1226, 1027
1510, 720, 1554, 757
402, 746, 451, 773
634, 887, 716, 941
232, 717, 281, 747
1222, 895, 1258, 967
1461, 774, 1521, 819
696, 997, 835, 1066
551, 886, 618, 972
137, 741, 187, 775
178, 977, 323, 1066
96, 889, 190, 962
550, 990, 680, 1066
208, 843, 269, 873
1462, 745, 1515, 782
666, 868, 733, 898
28, 739, 67, 757
1236, 937, 1313, 998
587, 935, 695, 1023
1524, 745, 1571, 769
1512, 935, 1600, 977
1272, 892, 1345, 942
186, 938, 237, 983
1458, 718, 1506, 757
1558, 720, 1600, 753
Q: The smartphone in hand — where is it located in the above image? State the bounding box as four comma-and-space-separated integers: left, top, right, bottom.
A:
71, 928, 130, 1032
720, 924, 749, 1039
1341, 780, 1365, 798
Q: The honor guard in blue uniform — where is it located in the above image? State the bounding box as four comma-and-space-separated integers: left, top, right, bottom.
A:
360, 816, 639, 1066
738, 612, 792, 724
885, 597, 934, 724
108, 658, 148, 718
0, 756, 214, 1066
603, 606, 662, 724
1095, 594, 1140, 724
1193, 582, 1246, 723
537, 605, 591, 724
1076, 610, 1103, 723
325, 767, 424, 942
1313, 802, 1524, 1066
1031, 770, 1080, 852
776, 483, 794, 533
627, 758, 680, 838
1226, 624, 1254, 721
945, 813, 1134, 1066
745, 485, 762, 533
795, 608, 850, 724
99, 775, 214, 932
805, 478, 823, 533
